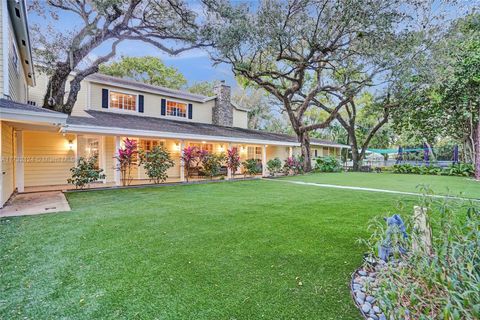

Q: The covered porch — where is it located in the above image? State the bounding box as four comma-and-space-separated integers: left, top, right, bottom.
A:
11, 130, 296, 194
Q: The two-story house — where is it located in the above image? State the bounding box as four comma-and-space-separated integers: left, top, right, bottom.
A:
0, 0, 347, 208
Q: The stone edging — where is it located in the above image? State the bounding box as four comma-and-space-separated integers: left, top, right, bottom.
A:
350, 266, 387, 320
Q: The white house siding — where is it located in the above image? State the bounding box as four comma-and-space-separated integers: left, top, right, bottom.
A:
23, 131, 75, 186
1, 121, 14, 207
28, 72, 88, 116
233, 109, 248, 129
7, 18, 27, 103
88, 82, 216, 125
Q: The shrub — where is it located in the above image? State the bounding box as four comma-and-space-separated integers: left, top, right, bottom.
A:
139, 146, 175, 184
242, 158, 261, 176
314, 156, 341, 172
67, 156, 105, 189
444, 162, 474, 176
266, 157, 282, 176
360, 192, 480, 319
392, 163, 474, 177
201, 153, 226, 179
283, 156, 303, 175
226, 147, 241, 178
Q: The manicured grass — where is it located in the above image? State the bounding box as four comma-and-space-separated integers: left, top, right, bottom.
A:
0, 180, 416, 319
280, 172, 480, 199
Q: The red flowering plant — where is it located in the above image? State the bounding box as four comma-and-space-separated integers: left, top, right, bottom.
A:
283, 156, 302, 176
115, 138, 138, 186
180, 146, 200, 182
226, 147, 241, 178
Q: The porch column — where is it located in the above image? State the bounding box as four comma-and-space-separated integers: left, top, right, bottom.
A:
227, 142, 232, 179
114, 136, 121, 186
101, 136, 107, 183
179, 140, 185, 182
15, 130, 24, 192
262, 145, 267, 177
289, 146, 293, 158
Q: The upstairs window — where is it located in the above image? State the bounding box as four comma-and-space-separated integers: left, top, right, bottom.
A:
110, 91, 137, 111
167, 100, 187, 118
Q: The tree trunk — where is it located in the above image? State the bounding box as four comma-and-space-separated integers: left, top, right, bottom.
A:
346, 126, 362, 171
43, 63, 71, 112
351, 146, 361, 171
475, 105, 480, 180
298, 131, 312, 172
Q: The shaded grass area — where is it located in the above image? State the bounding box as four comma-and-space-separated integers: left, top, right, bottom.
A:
0, 180, 415, 319
280, 172, 480, 199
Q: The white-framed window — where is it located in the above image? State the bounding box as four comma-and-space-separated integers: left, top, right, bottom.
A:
189, 142, 213, 153
139, 139, 164, 153
167, 100, 187, 118
110, 91, 137, 111
247, 146, 262, 160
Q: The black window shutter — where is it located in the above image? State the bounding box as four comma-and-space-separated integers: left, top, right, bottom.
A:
161, 99, 166, 116
102, 89, 109, 108
138, 95, 144, 113
188, 103, 193, 119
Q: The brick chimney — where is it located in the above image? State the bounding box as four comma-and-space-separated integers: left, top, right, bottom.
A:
212, 80, 233, 127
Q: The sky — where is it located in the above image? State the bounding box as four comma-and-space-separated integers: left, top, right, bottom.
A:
27, 0, 478, 90
27, 1, 238, 88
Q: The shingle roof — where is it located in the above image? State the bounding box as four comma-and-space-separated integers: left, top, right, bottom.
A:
86, 73, 215, 103
66, 110, 347, 147
0, 98, 66, 115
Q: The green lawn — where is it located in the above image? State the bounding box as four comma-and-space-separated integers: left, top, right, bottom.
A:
280, 172, 480, 199
0, 179, 420, 320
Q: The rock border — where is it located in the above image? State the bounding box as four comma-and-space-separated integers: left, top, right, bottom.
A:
350, 266, 386, 320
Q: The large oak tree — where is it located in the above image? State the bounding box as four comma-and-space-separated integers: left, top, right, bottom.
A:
31, 0, 206, 114
205, 0, 427, 171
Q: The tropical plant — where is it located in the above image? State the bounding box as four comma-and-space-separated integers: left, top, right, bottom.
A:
67, 156, 105, 189
360, 192, 480, 319
201, 153, 225, 179
392, 163, 474, 177
226, 147, 241, 178
444, 163, 475, 177
242, 159, 261, 177
266, 157, 282, 176
283, 156, 303, 176
180, 146, 200, 182
314, 156, 341, 172
115, 138, 138, 186
139, 146, 175, 184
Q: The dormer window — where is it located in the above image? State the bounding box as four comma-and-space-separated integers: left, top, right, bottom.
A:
110, 91, 137, 111
167, 100, 187, 118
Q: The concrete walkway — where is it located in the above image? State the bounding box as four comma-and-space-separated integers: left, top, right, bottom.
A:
267, 179, 479, 202
0, 191, 71, 217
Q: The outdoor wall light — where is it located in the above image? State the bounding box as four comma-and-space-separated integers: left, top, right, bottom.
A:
68, 139, 74, 150
202, 141, 206, 144
175, 142, 180, 151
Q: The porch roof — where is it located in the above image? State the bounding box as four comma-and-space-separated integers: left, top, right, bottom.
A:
65, 110, 347, 148
0, 99, 67, 125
